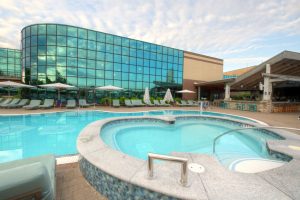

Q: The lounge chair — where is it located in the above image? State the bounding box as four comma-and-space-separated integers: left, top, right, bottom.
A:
144, 100, 155, 106
153, 100, 163, 107
176, 100, 188, 107
159, 100, 171, 107
1, 98, 20, 108
66, 100, 77, 109
79, 99, 91, 108
0, 98, 3, 103
39, 99, 54, 109
187, 100, 198, 107
112, 99, 120, 108
23, 100, 41, 110
7, 99, 29, 108
124, 99, 134, 107
0, 154, 56, 200
0, 98, 12, 107
132, 99, 145, 107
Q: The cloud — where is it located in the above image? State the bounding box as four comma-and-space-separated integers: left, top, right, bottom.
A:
0, 0, 299, 71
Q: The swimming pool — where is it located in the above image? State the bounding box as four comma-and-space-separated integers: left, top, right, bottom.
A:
101, 117, 284, 168
0, 110, 261, 163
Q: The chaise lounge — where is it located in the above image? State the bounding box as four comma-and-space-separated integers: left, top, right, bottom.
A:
23, 100, 41, 110
124, 99, 134, 107
112, 99, 120, 108
66, 100, 77, 109
1, 98, 20, 108
159, 100, 171, 107
7, 99, 29, 109
0, 154, 56, 200
79, 99, 92, 108
39, 99, 54, 109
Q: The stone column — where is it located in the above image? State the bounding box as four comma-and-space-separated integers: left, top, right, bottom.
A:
197, 86, 201, 101
224, 83, 230, 100
263, 64, 272, 101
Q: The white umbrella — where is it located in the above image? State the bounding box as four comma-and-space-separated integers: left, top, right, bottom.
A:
96, 85, 123, 106
96, 85, 123, 91
143, 87, 150, 103
39, 83, 76, 100
0, 81, 35, 96
163, 88, 174, 102
176, 89, 195, 94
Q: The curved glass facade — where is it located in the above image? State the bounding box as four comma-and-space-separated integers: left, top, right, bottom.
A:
0, 48, 21, 78
21, 24, 183, 95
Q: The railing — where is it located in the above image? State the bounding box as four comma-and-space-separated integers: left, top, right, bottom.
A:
213, 126, 300, 154
147, 153, 188, 186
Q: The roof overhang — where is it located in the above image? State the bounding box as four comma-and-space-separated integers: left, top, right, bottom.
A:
230, 51, 300, 90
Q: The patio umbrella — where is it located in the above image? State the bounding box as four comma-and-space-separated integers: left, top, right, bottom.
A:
38, 83, 76, 100
0, 81, 35, 96
143, 87, 150, 103
96, 85, 123, 105
163, 88, 174, 102
176, 89, 195, 94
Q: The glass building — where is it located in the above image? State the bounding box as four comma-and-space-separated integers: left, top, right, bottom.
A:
0, 48, 21, 78
21, 24, 183, 96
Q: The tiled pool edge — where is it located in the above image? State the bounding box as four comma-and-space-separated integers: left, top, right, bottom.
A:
79, 156, 179, 200
77, 115, 300, 199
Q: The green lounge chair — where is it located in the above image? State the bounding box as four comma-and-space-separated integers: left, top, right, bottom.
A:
159, 100, 171, 107
66, 100, 76, 109
144, 100, 155, 106
1, 98, 20, 108
0, 154, 56, 200
79, 99, 91, 108
187, 100, 198, 107
0, 98, 12, 107
132, 100, 145, 107
124, 99, 134, 107
7, 99, 29, 109
39, 99, 54, 109
112, 99, 120, 108
176, 100, 188, 106
153, 100, 163, 107
23, 100, 41, 110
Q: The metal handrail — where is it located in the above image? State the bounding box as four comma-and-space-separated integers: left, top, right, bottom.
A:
213, 126, 300, 154
147, 153, 188, 186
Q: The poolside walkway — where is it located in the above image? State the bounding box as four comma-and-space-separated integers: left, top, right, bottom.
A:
1, 106, 300, 199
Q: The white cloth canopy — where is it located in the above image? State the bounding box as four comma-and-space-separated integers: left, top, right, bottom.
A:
163, 88, 174, 102
0, 81, 35, 96
143, 87, 150, 102
38, 83, 76, 99
95, 85, 123, 91
0, 81, 35, 88
176, 89, 195, 94
38, 83, 76, 89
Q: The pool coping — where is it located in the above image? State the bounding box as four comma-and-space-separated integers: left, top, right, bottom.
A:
77, 115, 300, 199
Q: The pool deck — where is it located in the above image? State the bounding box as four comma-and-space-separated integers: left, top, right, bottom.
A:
76, 115, 300, 200
1, 106, 300, 199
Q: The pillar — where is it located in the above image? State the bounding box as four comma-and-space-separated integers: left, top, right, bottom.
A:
197, 86, 201, 101
224, 84, 230, 100
263, 64, 272, 101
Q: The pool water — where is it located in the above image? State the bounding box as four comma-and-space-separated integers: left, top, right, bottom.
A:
0, 110, 257, 163
101, 118, 283, 167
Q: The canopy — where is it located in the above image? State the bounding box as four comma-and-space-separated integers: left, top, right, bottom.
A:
0, 81, 35, 96
0, 81, 35, 88
95, 85, 123, 91
38, 83, 76, 89
163, 88, 174, 102
143, 87, 150, 102
176, 89, 195, 94
38, 83, 76, 100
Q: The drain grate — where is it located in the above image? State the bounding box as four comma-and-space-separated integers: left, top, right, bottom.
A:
188, 163, 205, 173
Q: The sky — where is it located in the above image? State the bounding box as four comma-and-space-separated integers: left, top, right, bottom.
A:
0, 0, 299, 72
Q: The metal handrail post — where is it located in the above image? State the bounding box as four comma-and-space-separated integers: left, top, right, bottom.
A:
147, 153, 188, 186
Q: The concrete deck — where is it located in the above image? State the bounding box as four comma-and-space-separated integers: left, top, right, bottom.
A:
1, 106, 300, 199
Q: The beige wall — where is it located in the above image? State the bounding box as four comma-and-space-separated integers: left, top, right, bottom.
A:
182, 52, 223, 99
183, 52, 223, 81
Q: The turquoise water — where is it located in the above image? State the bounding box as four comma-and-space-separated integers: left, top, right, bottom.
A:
0, 110, 257, 163
101, 118, 283, 167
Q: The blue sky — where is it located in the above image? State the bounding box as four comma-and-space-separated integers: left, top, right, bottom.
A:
0, 0, 299, 71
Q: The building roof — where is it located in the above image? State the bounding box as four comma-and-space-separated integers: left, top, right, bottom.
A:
230, 51, 300, 90
224, 66, 255, 76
